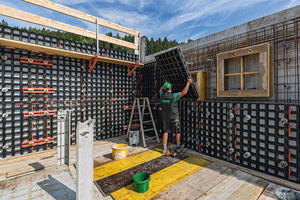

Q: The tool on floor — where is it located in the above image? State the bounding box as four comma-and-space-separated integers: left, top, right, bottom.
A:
126, 98, 160, 147
165, 146, 177, 157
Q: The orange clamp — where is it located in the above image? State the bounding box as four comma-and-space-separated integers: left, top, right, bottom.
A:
22, 137, 54, 148
23, 88, 55, 93
24, 110, 56, 117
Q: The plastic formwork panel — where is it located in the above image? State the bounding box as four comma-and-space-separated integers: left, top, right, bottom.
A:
177, 100, 300, 183
0, 44, 135, 158
155, 48, 199, 99
0, 25, 139, 62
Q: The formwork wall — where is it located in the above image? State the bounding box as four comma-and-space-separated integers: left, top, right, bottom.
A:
140, 17, 300, 183
0, 25, 139, 158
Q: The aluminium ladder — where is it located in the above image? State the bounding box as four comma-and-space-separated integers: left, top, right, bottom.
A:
126, 98, 160, 147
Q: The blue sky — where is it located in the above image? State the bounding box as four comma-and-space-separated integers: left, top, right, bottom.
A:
0, 0, 300, 42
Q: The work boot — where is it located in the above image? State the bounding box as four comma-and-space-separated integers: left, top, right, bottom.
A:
162, 148, 168, 155
177, 144, 185, 153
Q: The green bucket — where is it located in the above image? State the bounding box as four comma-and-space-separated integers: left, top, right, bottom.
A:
133, 172, 151, 193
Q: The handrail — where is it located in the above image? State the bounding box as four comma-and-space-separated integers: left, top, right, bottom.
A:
0, 3, 139, 50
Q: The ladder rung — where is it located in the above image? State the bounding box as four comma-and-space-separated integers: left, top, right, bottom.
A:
142, 120, 153, 123
145, 136, 158, 140
139, 106, 148, 107
144, 128, 155, 132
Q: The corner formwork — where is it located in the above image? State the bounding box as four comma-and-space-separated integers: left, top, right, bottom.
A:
140, 16, 300, 184
0, 25, 139, 158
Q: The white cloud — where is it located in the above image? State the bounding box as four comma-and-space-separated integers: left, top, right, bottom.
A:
1, 0, 292, 43
287, 0, 300, 8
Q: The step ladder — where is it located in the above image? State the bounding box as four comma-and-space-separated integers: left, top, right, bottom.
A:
126, 98, 160, 147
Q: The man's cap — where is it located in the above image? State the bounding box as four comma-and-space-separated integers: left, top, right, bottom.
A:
163, 82, 173, 90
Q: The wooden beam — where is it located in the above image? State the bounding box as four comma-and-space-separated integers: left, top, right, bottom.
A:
0, 5, 138, 50
0, 38, 143, 66
22, 0, 140, 37
241, 57, 245, 90
224, 71, 259, 76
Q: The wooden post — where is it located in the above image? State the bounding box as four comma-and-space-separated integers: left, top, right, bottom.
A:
140, 36, 147, 63
241, 57, 245, 90
134, 35, 140, 59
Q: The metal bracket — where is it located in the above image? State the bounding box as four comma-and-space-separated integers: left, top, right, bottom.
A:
89, 54, 99, 73
127, 61, 140, 76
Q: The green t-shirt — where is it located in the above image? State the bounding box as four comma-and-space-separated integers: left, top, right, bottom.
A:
160, 92, 180, 102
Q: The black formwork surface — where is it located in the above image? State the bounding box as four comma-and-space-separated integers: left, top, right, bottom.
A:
0, 45, 135, 158
0, 25, 139, 62
140, 60, 300, 183
178, 100, 300, 184
154, 48, 199, 100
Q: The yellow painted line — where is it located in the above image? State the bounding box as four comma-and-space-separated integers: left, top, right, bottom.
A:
111, 156, 210, 200
93, 149, 163, 181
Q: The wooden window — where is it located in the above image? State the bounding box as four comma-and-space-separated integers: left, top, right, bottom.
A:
217, 43, 272, 97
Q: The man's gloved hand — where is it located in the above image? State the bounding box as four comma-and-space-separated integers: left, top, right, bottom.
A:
187, 77, 192, 83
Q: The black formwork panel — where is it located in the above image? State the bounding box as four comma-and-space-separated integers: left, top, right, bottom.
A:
140, 60, 300, 183
176, 100, 300, 184
0, 45, 135, 158
154, 48, 199, 99
0, 25, 139, 63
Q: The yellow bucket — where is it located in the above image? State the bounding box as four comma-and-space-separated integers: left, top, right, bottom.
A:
112, 144, 128, 160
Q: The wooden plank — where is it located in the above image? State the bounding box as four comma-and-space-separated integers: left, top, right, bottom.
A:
22, 0, 139, 37
226, 174, 268, 200
217, 42, 269, 60
259, 52, 268, 90
0, 38, 143, 66
152, 163, 235, 200
191, 71, 201, 101
183, 149, 300, 191
197, 170, 268, 200
224, 71, 259, 76
0, 135, 126, 166
201, 71, 207, 100
111, 156, 210, 200
219, 90, 267, 97
93, 149, 163, 181
258, 183, 289, 200
1, 136, 159, 179
95, 153, 190, 195
217, 56, 224, 96
0, 5, 138, 50
241, 57, 245, 90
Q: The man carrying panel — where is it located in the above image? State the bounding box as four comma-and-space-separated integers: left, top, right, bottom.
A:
159, 77, 192, 154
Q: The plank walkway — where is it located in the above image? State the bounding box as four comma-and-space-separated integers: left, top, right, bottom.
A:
0, 135, 297, 200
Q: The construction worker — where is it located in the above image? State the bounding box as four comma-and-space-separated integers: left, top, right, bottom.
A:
159, 77, 192, 154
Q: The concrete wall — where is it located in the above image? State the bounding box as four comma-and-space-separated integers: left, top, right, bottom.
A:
145, 5, 300, 63
144, 5, 300, 103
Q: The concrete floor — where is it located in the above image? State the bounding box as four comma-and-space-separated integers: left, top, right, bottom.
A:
0, 165, 75, 200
